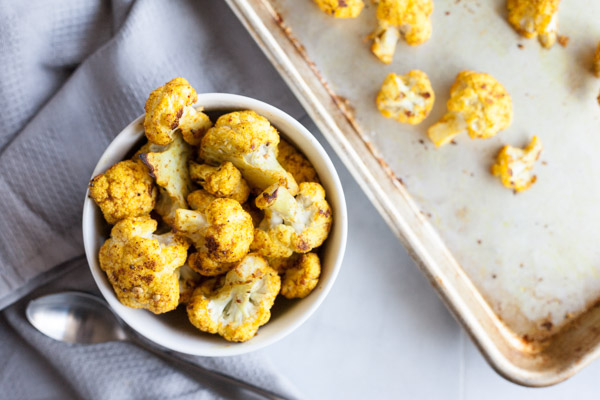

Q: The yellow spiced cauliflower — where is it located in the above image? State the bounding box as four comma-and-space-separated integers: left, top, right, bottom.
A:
189, 161, 250, 203
144, 77, 212, 146
314, 0, 364, 18
139, 132, 193, 225
187, 189, 217, 213
273, 253, 322, 299
491, 136, 543, 192
376, 71, 435, 124
173, 199, 254, 275
277, 140, 319, 184
99, 216, 189, 314
427, 71, 513, 147
370, 0, 433, 64
251, 182, 332, 258
200, 111, 299, 194
187, 254, 281, 342
507, 0, 560, 48
89, 160, 156, 224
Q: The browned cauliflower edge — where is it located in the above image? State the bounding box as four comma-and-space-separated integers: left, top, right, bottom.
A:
276, 253, 322, 299
189, 161, 250, 204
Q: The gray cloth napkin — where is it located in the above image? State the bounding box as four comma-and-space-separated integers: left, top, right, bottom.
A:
0, 0, 308, 398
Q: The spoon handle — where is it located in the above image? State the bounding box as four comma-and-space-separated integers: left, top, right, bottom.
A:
129, 335, 291, 400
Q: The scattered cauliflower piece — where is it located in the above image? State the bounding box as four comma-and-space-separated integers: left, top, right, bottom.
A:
188, 253, 236, 277
200, 111, 299, 195
89, 160, 157, 224
274, 253, 321, 299
427, 71, 513, 147
507, 0, 560, 49
370, 0, 433, 64
376, 71, 435, 125
277, 140, 319, 184
187, 189, 217, 213
173, 199, 254, 275
189, 161, 250, 203
314, 0, 364, 18
139, 132, 193, 225
491, 136, 543, 192
144, 77, 212, 146
99, 216, 189, 313
594, 42, 600, 78
179, 263, 202, 304
251, 182, 332, 258
187, 254, 281, 342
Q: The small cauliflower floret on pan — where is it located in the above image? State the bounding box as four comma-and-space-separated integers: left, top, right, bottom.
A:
370, 0, 433, 64
376, 70, 435, 125
593, 42, 600, 78
178, 263, 202, 305
427, 71, 513, 147
187, 254, 281, 342
507, 0, 560, 49
139, 132, 193, 225
89, 160, 157, 224
274, 253, 322, 299
99, 216, 189, 314
144, 77, 212, 146
200, 111, 299, 195
277, 139, 319, 184
173, 199, 254, 276
189, 161, 250, 204
491, 136, 543, 192
251, 182, 332, 258
314, 0, 365, 18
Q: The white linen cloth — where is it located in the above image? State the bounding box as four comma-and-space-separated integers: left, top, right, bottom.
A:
0, 0, 308, 398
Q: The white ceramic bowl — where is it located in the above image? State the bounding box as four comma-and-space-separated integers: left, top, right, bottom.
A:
82, 93, 347, 356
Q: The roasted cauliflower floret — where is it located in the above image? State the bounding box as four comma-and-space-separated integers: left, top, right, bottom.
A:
427, 71, 513, 147
187, 189, 217, 213
98, 216, 189, 313
187, 254, 281, 342
189, 161, 250, 203
251, 182, 332, 258
277, 140, 319, 184
314, 0, 364, 18
275, 253, 321, 299
89, 160, 157, 224
139, 132, 193, 225
370, 0, 433, 64
179, 263, 202, 304
491, 136, 543, 192
507, 0, 560, 48
376, 71, 435, 125
144, 77, 212, 146
200, 111, 299, 195
174, 199, 254, 275
594, 41, 600, 78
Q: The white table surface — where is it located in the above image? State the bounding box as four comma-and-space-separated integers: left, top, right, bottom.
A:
259, 115, 600, 400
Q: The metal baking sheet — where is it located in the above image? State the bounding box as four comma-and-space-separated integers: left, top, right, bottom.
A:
226, 0, 600, 386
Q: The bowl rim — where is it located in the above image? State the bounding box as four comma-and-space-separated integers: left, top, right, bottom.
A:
82, 92, 347, 356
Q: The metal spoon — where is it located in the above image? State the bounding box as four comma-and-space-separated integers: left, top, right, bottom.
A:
26, 291, 289, 400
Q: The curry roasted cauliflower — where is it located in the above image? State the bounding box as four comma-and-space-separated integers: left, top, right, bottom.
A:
89, 160, 157, 224
144, 77, 212, 146
189, 161, 250, 204
187, 189, 217, 213
507, 0, 560, 48
187, 254, 281, 342
314, 0, 364, 18
173, 199, 254, 275
139, 132, 193, 225
99, 216, 189, 313
277, 140, 319, 184
370, 0, 433, 64
278, 253, 321, 299
376, 70, 435, 124
427, 71, 513, 147
491, 136, 543, 192
251, 182, 332, 258
200, 111, 299, 195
